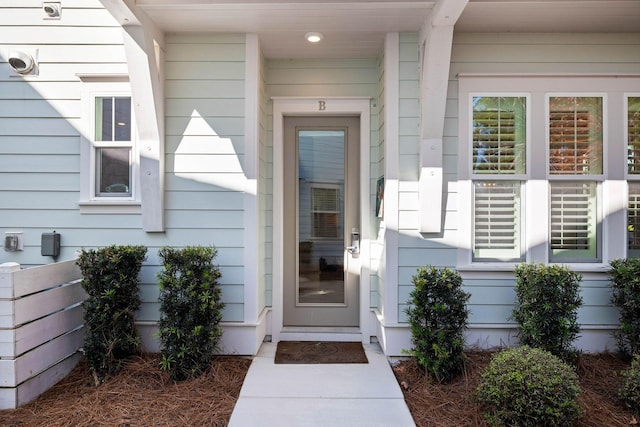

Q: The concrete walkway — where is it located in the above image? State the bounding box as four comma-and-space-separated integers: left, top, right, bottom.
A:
228, 342, 416, 427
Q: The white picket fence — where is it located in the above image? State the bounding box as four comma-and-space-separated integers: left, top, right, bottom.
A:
0, 259, 85, 409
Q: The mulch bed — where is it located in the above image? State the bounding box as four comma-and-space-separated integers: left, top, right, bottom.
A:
0, 350, 636, 426
392, 351, 637, 427
0, 354, 251, 427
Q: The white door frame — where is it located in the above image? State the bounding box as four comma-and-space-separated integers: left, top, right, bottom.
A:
272, 97, 372, 343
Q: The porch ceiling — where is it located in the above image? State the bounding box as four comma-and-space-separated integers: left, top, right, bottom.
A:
133, 0, 640, 59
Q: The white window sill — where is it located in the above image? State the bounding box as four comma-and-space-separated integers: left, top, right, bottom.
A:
457, 263, 523, 272
79, 201, 141, 214
457, 262, 610, 274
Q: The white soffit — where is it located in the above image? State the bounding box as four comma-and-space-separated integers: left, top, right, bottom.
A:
133, 0, 640, 59
137, 1, 433, 58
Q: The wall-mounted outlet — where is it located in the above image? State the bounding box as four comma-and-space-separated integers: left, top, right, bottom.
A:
4, 232, 24, 251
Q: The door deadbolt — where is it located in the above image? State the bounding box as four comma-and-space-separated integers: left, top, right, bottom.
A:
346, 228, 360, 255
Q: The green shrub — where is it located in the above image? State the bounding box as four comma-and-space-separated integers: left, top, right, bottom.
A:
404, 265, 470, 382
77, 245, 147, 384
620, 355, 640, 415
609, 258, 640, 356
476, 345, 582, 426
158, 246, 224, 381
512, 263, 583, 360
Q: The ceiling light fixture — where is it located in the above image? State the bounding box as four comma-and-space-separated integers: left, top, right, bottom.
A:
305, 32, 324, 43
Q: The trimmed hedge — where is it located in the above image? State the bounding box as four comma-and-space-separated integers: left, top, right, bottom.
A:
609, 258, 640, 356
158, 246, 224, 381
77, 245, 147, 384
512, 263, 583, 360
405, 265, 470, 382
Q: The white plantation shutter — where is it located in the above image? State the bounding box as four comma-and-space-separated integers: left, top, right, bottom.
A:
547, 97, 602, 262
550, 181, 599, 261
472, 97, 526, 175
471, 96, 526, 261
549, 97, 603, 175
628, 183, 640, 257
628, 97, 640, 257
473, 181, 522, 261
628, 97, 640, 174
312, 186, 340, 238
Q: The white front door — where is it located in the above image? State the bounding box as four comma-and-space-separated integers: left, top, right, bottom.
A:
283, 116, 360, 327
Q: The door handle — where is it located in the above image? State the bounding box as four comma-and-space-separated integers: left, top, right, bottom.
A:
346, 228, 360, 255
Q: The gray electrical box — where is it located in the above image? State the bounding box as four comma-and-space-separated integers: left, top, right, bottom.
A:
41, 232, 60, 257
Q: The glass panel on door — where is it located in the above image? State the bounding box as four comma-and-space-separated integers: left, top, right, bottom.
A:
297, 130, 346, 305
283, 115, 359, 327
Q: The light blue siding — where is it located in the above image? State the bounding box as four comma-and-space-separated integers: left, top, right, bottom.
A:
395, 32, 640, 327
265, 56, 380, 314
0, 1, 127, 266
163, 33, 247, 322
0, 5, 250, 323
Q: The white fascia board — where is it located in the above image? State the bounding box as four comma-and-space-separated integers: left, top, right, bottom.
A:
418, 0, 468, 234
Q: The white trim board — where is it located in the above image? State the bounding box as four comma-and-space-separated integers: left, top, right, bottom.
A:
271, 97, 372, 343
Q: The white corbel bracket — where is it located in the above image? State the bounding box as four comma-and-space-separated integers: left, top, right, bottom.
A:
419, 139, 444, 233
418, 0, 468, 234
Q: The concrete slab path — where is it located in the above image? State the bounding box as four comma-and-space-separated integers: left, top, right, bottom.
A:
228, 342, 416, 427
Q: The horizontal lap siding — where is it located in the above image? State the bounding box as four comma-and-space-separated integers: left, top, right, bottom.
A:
399, 274, 619, 326
397, 32, 639, 326
0, 1, 129, 266
165, 33, 247, 322
265, 56, 380, 314
267, 59, 379, 97
450, 33, 640, 76
0, 3, 249, 326
453, 33, 638, 326
396, 34, 459, 320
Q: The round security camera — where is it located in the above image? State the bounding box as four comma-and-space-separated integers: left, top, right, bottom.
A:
8, 51, 35, 75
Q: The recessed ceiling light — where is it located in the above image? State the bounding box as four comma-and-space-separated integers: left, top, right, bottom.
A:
305, 32, 324, 43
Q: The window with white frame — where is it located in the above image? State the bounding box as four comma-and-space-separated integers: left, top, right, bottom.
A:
458, 76, 640, 268
627, 96, 640, 257
79, 79, 140, 210
548, 96, 603, 262
311, 185, 341, 238
94, 96, 133, 197
471, 96, 526, 261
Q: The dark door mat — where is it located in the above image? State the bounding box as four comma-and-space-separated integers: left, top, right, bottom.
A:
275, 341, 368, 364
